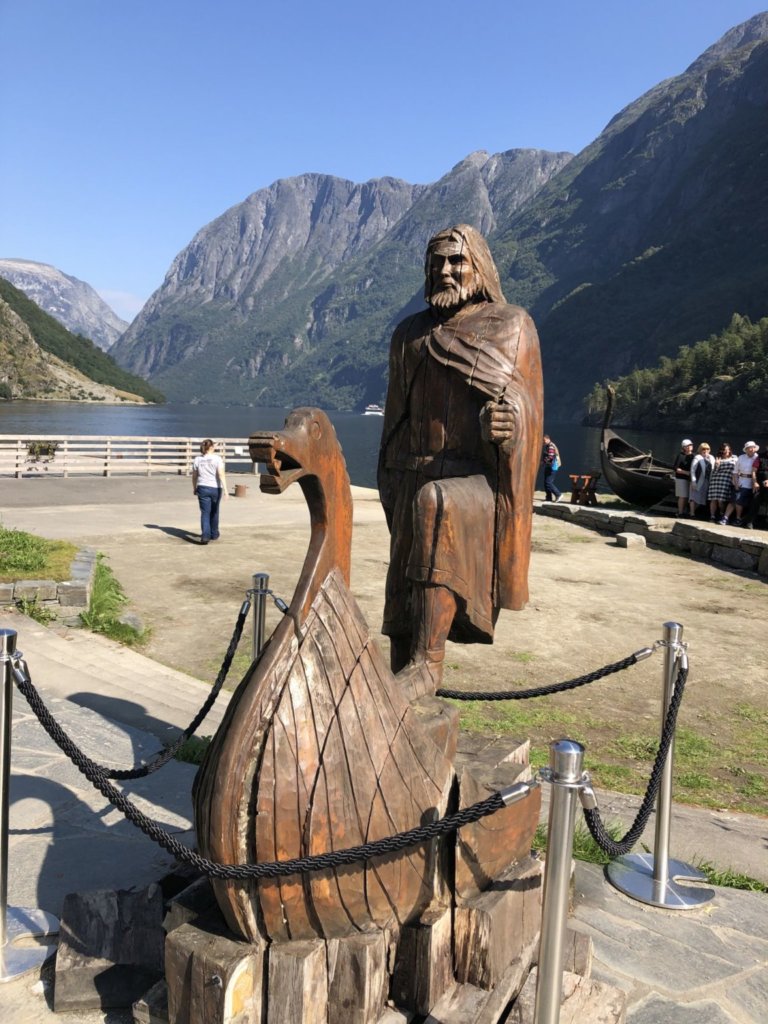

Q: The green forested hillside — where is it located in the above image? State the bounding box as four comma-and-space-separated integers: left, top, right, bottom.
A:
584, 314, 768, 434
0, 277, 164, 403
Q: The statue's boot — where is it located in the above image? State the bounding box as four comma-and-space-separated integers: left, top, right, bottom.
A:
396, 584, 456, 702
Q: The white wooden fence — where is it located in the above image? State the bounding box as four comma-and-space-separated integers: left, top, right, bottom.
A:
0, 436, 257, 478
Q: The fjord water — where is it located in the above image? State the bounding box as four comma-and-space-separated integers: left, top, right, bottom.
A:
0, 401, 695, 490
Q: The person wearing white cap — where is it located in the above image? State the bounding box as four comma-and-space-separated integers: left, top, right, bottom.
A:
720, 442, 759, 526
672, 439, 694, 517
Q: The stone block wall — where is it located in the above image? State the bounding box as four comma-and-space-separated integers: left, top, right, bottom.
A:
0, 547, 97, 619
536, 502, 768, 577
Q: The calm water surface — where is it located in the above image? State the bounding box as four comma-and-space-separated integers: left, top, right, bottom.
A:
0, 401, 723, 491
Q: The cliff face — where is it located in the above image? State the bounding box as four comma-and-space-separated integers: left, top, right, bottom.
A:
492, 13, 768, 416
113, 14, 768, 416
0, 259, 128, 351
111, 150, 571, 405
0, 296, 143, 402
114, 174, 425, 377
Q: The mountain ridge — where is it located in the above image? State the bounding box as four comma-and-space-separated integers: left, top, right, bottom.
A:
0, 276, 163, 403
0, 258, 128, 351
111, 148, 572, 405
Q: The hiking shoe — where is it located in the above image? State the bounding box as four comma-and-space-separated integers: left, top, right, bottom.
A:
718, 517, 729, 525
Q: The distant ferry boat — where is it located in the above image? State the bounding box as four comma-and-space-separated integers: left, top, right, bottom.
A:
363, 404, 384, 416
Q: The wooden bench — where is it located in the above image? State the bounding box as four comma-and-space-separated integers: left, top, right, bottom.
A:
569, 472, 601, 506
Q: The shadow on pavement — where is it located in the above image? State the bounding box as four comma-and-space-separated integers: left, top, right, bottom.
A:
68, 692, 184, 748
144, 523, 199, 543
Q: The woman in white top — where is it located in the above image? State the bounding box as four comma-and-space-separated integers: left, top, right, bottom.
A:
192, 439, 227, 544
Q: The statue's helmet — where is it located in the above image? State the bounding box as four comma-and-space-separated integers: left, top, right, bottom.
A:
424, 224, 506, 305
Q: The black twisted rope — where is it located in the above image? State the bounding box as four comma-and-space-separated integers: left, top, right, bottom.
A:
21, 600, 250, 781
11, 657, 510, 878
582, 657, 689, 858
436, 649, 646, 701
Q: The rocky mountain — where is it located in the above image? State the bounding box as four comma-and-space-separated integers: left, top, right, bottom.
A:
114, 174, 425, 379
0, 259, 128, 351
0, 294, 142, 403
111, 150, 571, 405
0, 277, 163, 403
492, 11, 768, 416
112, 13, 768, 417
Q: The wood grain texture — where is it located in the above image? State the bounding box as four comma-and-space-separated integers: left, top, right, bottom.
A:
192, 410, 452, 943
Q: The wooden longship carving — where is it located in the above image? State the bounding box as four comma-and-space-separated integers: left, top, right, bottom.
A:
193, 408, 453, 943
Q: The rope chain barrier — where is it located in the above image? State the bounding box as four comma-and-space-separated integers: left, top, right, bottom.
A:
11, 650, 528, 878
436, 646, 654, 701
18, 599, 250, 782
8, 617, 685, 874
581, 656, 689, 858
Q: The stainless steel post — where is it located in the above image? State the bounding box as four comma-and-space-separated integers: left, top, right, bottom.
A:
0, 628, 59, 982
653, 620, 680, 888
251, 572, 269, 660
607, 622, 714, 909
0, 629, 13, 951
534, 739, 585, 1024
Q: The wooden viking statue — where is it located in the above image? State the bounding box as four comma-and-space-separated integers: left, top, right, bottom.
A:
378, 224, 544, 698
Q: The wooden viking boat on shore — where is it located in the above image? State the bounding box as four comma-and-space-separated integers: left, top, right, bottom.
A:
600, 386, 675, 507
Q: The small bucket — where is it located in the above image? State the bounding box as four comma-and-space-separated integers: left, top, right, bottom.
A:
234, 484, 248, 498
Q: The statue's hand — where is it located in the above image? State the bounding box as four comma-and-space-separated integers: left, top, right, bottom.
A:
480, 401, 518, 445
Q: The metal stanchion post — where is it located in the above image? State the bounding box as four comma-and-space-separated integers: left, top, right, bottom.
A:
251, 572, 269, 660
0, 628, 59, 983
606, 622, 714, 909
534, 739, 586, 1024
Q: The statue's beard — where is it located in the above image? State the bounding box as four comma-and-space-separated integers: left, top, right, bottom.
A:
429, 278, 481, 312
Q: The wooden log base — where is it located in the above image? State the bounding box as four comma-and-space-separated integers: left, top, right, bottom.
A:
165, 918, 265, 1024
267, 940, 328, 1024
132, 979, 169, 1024
424, 959, 529, 1024
454, 857, 544, 990
54, 884, 164, 1012
454, 765, 541, 902
328, 930, 390, 1024
163, 876, 218, 934
390, 906, 454, 1015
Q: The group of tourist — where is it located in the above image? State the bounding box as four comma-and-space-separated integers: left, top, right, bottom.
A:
673, 439, 768, 528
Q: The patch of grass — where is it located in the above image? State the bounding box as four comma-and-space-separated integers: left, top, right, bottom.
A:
0, 526, 77, 582
585, 761, 635, 789
734, 703, 768, 725
174, 735, 212, 766
694, 861, 768, 893
454, 698, 603, 737
533, 820, 629, 866
534, 823, 768, 893
611, 734, 658, 760
80, 556, 148, 647
15, 596, 57, 625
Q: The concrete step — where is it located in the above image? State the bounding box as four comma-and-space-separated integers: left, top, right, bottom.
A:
6, 612, 233, 744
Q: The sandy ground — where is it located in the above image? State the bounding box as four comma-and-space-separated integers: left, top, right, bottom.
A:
2, 475, 766, 816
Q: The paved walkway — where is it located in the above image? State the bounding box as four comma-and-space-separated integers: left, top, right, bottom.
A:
0, 477, 766, 1022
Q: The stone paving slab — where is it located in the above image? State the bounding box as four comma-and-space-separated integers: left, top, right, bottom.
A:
7, 698, 197, 918
572, 863, 768, 1023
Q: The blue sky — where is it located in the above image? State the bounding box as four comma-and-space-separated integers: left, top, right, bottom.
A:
1, 1, 765, 320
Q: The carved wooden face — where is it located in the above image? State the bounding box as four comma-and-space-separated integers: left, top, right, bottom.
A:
427, 241, 480, 310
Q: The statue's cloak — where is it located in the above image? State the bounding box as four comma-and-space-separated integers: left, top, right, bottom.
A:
378, 301, 543, 618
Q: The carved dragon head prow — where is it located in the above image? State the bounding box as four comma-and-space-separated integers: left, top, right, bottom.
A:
248, 407, 353, 625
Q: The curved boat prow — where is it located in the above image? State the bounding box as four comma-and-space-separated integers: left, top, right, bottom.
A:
194, 407, 453, 943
